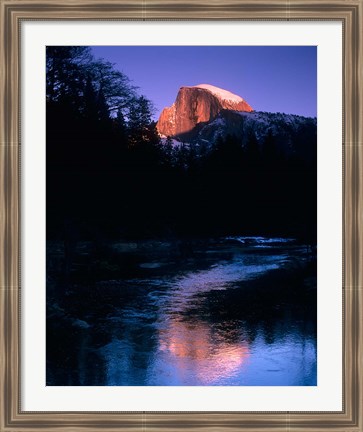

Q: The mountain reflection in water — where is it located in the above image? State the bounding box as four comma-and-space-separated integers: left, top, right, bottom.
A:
46, 237, 317, 386
152, 320, 250, 385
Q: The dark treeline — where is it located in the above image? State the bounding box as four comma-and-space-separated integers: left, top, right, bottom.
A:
47, 47, 316, 243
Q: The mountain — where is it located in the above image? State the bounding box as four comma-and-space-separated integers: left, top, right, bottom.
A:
157, 84, 316, 165
188, 109, 316, 161
157, 84, 253, 137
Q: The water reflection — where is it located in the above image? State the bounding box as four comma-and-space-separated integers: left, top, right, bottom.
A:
47, 238, 317, 386
155, 319, 250, 385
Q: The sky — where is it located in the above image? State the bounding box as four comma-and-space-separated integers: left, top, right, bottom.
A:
91, 46, 317, 120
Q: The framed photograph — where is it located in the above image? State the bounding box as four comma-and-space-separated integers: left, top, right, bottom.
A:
0, 1, 362, 431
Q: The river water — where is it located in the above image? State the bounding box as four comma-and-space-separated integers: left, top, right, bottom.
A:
47, 237, 317, 386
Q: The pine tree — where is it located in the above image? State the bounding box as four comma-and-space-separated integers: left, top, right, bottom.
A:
245, 130, 260, 169
128, 96, 159, 148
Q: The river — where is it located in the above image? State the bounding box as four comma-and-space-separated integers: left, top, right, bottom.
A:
46, 236, 317, 386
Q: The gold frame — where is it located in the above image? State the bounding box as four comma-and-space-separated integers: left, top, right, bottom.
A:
0, 1, 362, 430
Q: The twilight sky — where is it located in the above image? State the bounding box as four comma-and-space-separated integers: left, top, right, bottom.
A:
91, 46, 317, 120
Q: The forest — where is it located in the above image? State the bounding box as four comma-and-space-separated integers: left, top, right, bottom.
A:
47, 46, 316, 242
46, 46, 317, 387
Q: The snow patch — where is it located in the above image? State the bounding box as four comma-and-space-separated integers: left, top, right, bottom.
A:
191, 84, 245, 104
210, 117, 226, 127
160, 137, 184, 148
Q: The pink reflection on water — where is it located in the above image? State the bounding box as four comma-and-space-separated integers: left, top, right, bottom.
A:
159, 319, 250, 385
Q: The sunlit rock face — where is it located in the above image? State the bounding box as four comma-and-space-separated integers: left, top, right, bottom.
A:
157, 84, 253, 137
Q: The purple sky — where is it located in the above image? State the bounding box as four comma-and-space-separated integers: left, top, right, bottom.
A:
91, 46, 317, 120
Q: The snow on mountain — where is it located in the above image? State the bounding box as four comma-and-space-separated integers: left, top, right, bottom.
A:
160, 136, 184, 148
176, 109, 317, 164
156, 83, 316, 166
157, 84, 253, 137
191, 84, 246, 104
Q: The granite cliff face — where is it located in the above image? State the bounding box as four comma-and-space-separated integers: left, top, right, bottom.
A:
157, 84, 253, 137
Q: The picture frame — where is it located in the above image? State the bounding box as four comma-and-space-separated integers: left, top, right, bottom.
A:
0, 0, 362, 430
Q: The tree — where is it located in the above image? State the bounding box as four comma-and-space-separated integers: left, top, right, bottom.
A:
261, 129, 279, 167
206, 134, 243, 172
127, 96, 160, 148
83, 76, 99, 123
87, 58, 138, 117
244, 130, 260, 169
46, 46, 93, 105
46, 46, 138, 119
162, 136, 176, 167
46, 47, 160, 238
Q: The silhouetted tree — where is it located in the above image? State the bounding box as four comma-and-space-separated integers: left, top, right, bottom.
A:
244, 130, 260, 169
46, 46, 317, 241
261, 129, 280, 168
